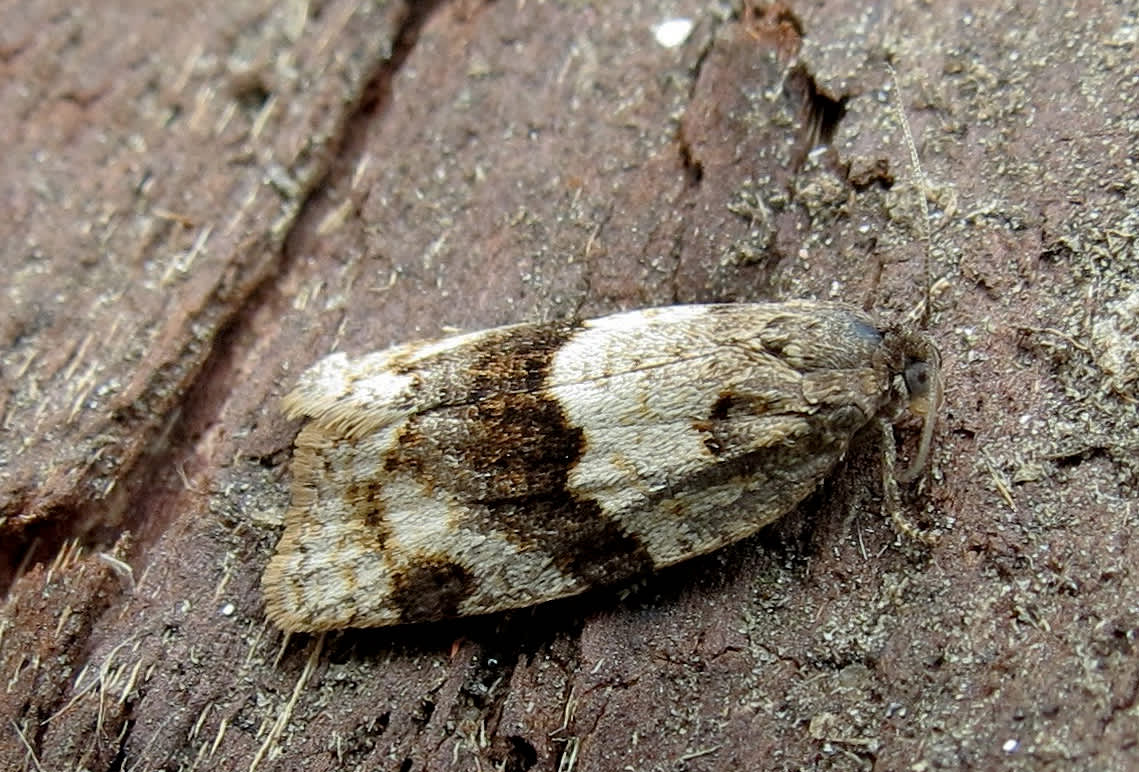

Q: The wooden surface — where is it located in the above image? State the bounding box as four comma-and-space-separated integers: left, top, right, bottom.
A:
3, 1, 1138, 770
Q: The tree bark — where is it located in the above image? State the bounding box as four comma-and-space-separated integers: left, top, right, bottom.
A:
3, 1, 1137, 770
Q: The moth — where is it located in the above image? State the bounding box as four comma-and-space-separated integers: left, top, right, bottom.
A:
262, 301, 941, 632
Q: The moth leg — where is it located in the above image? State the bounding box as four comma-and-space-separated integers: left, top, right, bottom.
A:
879, 419, 939, 546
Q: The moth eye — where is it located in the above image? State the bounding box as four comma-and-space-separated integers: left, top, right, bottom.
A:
903, 361, 932, 400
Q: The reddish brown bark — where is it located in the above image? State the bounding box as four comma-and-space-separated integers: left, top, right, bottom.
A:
2, 1, 1137, 770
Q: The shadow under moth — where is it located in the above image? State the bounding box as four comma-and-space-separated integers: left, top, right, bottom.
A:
262, 301, 941, 632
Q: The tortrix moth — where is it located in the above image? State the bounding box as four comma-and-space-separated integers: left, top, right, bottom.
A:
262, 301, 941, 632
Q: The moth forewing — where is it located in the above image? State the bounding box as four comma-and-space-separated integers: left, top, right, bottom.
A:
263, 301, 940, 632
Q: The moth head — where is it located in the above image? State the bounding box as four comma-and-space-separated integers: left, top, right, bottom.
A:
893, 333, 942, 483
903, 359, 936, 415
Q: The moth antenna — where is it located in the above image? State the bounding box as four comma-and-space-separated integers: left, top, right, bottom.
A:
887, 62, 933, 327
888, 63, 942, 486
